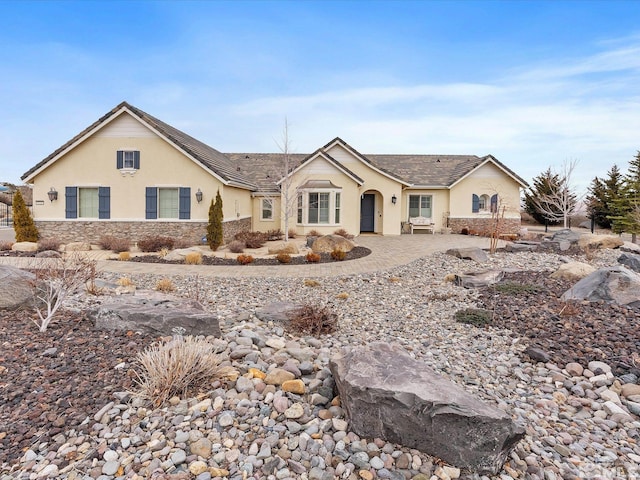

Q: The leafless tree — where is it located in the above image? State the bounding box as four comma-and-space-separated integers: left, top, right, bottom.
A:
529, 159, 580, 229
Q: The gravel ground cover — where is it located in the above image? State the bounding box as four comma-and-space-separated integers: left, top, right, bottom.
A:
1, 248, 639, 480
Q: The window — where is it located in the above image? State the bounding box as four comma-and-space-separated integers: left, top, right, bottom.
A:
65, 186, 110, 219
79, 188, 99, 218
117, 150, 140, 170
308, 192, 330, 224
261, 199, 274, 220
146, 187, 191, 219
159, 188, 179, 218
472, 193, 498, 213
296, 187, 341, 225
408, 195, 432, 219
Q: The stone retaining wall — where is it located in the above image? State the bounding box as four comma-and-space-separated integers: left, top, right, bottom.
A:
448, 217, 521, 235
35, 217, 252, 246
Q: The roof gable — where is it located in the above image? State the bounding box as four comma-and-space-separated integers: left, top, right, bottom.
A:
448, 155, 528, 188
22, 102, 257, 189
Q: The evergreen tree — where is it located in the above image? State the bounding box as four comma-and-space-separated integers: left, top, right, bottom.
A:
611, 152, 640, 240
12, 189, 39, 242
207, 189, 223, 251
587, 165, 623, 229
523, 168, 564, 225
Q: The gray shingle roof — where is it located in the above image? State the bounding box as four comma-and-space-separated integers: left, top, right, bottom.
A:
22, 102, 528, 190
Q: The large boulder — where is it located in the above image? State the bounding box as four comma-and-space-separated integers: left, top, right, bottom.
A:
89, 292, 221, 337
63, 241, 92, 252
446, 247, 489, 263
0, 265, 35, 309
578, 234, 623, 251
551, 229, 581, 244
254, 302, 302, 323
561, 266, 640, 307
164, 247, 201, 262
454, 270, 503, 288
267, 241, 300, 255
619, 252, 640, 273
330, 343, 525, 474
621, 241, 640, 254
311, 235, 355, 254
11, 241, 37, 252
550, 262, 596, 281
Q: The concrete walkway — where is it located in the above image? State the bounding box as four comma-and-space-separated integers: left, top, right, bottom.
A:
0, 233, 501, 278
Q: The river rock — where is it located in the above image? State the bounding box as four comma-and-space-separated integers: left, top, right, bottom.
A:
329, 342, 525, 474
454, 270, 503, 288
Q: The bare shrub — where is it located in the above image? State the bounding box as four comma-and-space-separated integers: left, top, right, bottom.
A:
333, 228, 354, 240
99, 235, 131, 253
287, 229, 297, 239
0, 241, 14, 251
307, 229, 321, 237
134, 336, 237, 407
118, 251, 131, 261
31, 255, 97, 332
228, 240, 245, 253
276, 252, 291, 264
288, 304, 338, 336
37, 237, 61, 252
185, 252, 203, 265
266, 229, 283, 241
236, 254, 254, 265
138, 236, 175, 252
305, 252, 321, 263
117, 276, 134, 287
234, 231, 268, 249
155, 278, 175, 292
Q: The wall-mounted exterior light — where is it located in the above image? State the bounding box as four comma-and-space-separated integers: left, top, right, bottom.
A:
195, 188, 203, 203
47, 187, 58, 202
391, 194, 397, 205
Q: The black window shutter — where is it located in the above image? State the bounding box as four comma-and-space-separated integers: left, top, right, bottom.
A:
134, 151, 140, 170
65, 187, 78, 219
472, 194, 480, 213
146, 187, 157, 219
98, 187, 111, 219
179, 187, 191, 220
117, 151, 123, 169
490, 194, 498, 213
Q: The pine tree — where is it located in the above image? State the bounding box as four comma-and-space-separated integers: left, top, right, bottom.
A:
12, 189, 39, 242
611, 152, 640, 240
587, 165, 624, 229
523, 168, 564, 225
207, 189, 223, 251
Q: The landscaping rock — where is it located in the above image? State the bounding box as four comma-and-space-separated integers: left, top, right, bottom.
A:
268, 241, 300, 255
35, 250, 61, 258
505, 241, 538, 252
446, 247, 488, 263
0, 265, 35, 309
454, 270, 503, 288
330, 342, 525, 475
550, 262, 596, 281
618, 252, 640, 273
311, 235, 355, 254
550, 229, 581, 244
164, 248, 201, 262
561, 266, 640, 307
11, 241, 37, 252
578, 234, 623, 251
254, 302, 302, 323
620, 241, 640, 254
89, 291, 221, 336
64, 241, 92, 251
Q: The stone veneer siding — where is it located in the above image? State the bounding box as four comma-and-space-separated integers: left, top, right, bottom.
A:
35, 217, 252, 246
448, 217, 521, 235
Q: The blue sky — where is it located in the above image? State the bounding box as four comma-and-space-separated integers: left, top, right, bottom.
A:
2, 0, 640, 193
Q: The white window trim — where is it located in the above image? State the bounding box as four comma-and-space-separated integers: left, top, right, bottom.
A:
261, 198, 274, 221
118, 149, 139, 176
296, 188, 342, 226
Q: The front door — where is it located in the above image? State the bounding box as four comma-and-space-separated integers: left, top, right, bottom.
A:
360, 194, 375, 232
